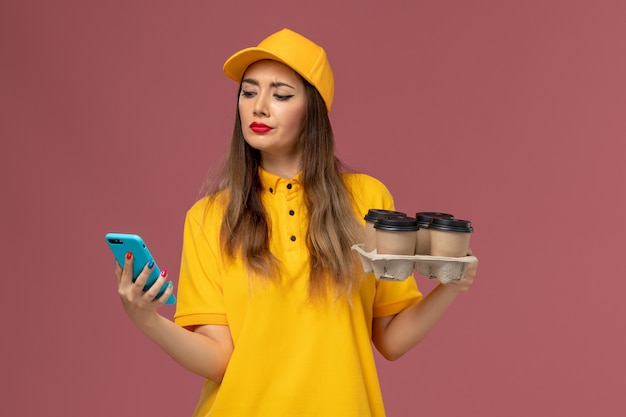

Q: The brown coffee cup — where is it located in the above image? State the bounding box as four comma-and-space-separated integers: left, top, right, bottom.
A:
415, 212, 455, 255
428, 218, 473, 257
374, 215, 419, 255
363, 209, 406, 252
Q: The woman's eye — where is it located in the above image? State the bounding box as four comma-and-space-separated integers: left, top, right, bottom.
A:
241, 90, 256, 98
274, 94, 293, 101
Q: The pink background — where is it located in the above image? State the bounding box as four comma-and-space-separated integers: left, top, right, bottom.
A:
2, 1, 625, 415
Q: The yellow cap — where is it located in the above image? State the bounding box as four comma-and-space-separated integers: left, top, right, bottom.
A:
223, 28, 334, 112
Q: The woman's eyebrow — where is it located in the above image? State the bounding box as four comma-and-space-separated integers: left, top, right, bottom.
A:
241, 78, 295, 90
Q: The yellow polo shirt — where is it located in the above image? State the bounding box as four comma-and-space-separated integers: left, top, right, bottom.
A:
174, 169, 422, 416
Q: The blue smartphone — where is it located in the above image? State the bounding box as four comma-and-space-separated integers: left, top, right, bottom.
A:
105, 232, 176, 305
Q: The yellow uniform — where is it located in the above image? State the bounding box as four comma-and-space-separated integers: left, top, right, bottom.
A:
174, 169, 422, 416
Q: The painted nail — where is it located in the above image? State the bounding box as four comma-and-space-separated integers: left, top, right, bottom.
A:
147, 260, 154, 269
160, 269, 167, 277
167, 281, 173, 289
126, 251, 132, 260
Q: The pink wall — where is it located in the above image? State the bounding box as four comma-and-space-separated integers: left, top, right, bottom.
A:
3, 1, 625, 415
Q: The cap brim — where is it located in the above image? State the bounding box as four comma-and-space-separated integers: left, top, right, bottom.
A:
223, 47, 309, 86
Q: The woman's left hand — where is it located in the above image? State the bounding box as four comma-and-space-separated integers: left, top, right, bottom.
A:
443, 249, 477, 292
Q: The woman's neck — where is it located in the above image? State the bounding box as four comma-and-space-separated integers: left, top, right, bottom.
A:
260, 152, 302, 179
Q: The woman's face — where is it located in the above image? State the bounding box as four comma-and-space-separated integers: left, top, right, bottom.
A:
238, 60, 307, 161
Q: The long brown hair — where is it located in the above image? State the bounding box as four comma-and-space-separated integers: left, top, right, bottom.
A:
208, 77, 363, 298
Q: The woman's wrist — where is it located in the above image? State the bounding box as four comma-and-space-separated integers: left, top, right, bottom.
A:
128, 309, 162, 333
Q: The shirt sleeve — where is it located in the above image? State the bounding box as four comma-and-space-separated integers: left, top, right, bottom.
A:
372, 278, 422, 318
174, 197, 229, 328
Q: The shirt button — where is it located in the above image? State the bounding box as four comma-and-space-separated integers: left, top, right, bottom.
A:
289, 210, 295, 216
287, 183, 293, 190
290, 235, 296, 242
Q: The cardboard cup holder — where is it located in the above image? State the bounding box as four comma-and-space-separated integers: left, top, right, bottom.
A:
352, 244, 478, 284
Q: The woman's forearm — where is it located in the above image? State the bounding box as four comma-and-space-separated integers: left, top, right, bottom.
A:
374, 261, 476, 360
133, 313, 232, 382
374, 284, 462, 361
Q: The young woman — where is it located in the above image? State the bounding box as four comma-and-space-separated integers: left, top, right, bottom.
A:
115, 28, 477, 416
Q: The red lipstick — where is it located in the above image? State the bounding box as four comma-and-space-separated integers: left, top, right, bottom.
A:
250, 122, 272, 133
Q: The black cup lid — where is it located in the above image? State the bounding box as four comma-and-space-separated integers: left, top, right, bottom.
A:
374, 215, 419, 231
415, 212, 455, 228
364, 209, 407, 223
429, 217, 473, 233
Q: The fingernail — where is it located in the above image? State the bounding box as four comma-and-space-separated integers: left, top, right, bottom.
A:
160, 269, 167, 277
126, 251, 132, 260
147, 260, 154, 269
167, 281, 173, 289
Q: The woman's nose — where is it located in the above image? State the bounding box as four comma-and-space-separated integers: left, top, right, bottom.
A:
253, 94, 269, 117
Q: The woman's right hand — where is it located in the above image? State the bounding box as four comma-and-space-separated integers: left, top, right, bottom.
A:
114, 251, 174, 329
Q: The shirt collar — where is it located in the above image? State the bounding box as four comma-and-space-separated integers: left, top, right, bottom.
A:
259, 167, 302, 194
